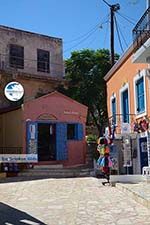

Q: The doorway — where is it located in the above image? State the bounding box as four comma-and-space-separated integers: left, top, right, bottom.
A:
38, 123, 56, 161
139, 137, 148, 173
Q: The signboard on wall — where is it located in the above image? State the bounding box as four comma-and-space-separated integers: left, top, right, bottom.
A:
4, 81, 24, 101
122, 135, 132, 167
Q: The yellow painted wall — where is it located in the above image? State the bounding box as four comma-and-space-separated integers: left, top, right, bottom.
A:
0, 108, 23, 148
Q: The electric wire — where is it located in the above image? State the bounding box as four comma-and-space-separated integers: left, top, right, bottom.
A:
63, 26, 99, 54
103, 14, 110, 48
115, 15, 129, 48
116, 12, 136, 25
114, 15, 124, 53
64, 14, 110, 44
64, 23, 100, 44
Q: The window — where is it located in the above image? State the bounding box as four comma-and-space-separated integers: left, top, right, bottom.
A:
111, 97, 116, 124
37, 49, 50, 73
122, 89, 129, 123
136, 77, 145, 114
67, 124, 76, 140
67, 123, 83, 140
9, 44, 24, 69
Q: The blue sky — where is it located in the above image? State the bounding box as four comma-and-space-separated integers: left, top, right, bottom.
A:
0, 0, 146, 59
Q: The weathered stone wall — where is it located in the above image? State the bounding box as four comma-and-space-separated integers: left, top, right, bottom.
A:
0, 25, 64, 78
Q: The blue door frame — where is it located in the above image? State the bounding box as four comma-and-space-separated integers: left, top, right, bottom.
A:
26, 121, 68, 161
139, 137, 148, 173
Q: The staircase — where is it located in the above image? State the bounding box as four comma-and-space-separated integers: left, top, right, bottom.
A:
18, 164, 94, 179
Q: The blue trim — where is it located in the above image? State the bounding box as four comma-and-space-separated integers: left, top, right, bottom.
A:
122, 89, 129, 123
136, 77, 145, 113
26, 121, 38, 154
56, 123, 68, 160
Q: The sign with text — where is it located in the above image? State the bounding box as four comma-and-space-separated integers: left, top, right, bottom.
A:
0, 154, 38, 163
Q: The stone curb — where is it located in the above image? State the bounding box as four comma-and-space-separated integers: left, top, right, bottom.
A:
116, 183, 150, 209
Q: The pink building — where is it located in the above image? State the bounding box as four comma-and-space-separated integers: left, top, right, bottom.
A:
0, 91, 88, 167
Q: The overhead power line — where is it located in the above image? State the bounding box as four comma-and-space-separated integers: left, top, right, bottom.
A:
116, 12, 136, 25
114, 15, 124, 53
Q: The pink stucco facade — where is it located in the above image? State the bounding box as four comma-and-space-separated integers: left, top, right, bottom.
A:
23, 91, 88, 167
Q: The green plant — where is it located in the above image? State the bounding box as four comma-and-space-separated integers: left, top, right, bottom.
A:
86, 134, 98, 143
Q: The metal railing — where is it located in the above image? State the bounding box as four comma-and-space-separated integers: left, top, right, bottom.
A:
133, 6, 150, 51
107, 114, 136, 134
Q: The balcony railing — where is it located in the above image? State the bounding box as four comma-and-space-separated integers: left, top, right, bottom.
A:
133, 6, 150, 51
107, 114, 136, 135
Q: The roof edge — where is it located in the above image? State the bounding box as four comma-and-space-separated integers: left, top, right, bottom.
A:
104, 44, 134, 82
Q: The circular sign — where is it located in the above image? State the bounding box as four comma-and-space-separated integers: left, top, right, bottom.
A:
4, 81, 24, 101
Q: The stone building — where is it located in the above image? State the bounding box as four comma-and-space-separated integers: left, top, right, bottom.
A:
0, 25, 65, 108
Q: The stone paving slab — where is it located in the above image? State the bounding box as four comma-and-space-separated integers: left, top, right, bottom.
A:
0, 177, 150, 225
116, 182, 150, 209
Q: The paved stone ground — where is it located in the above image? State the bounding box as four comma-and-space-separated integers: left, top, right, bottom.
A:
0, 177, 150, 225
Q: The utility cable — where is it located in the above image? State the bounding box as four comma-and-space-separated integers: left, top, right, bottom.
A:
114, 15, 124, 53
116, 12, 136, 25
64, 23, 100, 44
64, 14, 110, 44
103, 14, 110, 48
115, 15, 129, 48
63, 26, 99, 54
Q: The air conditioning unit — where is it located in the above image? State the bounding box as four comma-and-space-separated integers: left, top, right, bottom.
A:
146, 68, 150, 77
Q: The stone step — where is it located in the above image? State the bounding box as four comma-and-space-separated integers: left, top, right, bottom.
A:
34, 164, 63, 169
18, 168, 94, 178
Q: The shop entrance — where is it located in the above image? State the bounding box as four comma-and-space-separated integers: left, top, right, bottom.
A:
139, 137, 148, 173
38, 123, 56, 161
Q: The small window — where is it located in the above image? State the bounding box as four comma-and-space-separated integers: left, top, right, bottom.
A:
9, 44, 24, 69
136, 77, 145, 114
67, 124, 76, 140
37, 49, 50, 73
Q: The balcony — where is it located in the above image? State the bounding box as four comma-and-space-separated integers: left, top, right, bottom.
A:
132, 7, 150, 63
105, 114, 139, 139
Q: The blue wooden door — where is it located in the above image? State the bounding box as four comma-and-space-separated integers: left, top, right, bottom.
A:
139, 137, 148, 173
56, 123, 67, 160
122, 89, 129, 123
26, 121, 38, 154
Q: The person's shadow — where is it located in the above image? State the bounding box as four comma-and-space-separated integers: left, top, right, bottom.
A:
0, 202, 46, 225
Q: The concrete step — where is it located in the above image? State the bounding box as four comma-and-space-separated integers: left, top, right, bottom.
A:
18, 168, 94, 178
34, 164, 63, 169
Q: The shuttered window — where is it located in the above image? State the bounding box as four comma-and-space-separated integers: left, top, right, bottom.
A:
67, 123, 83, 140
136, 77, 145, 113
37, 49, 50, 73
9, 44, 24, 69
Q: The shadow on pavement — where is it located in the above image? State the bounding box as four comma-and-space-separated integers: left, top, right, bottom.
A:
0, 202, 46, 225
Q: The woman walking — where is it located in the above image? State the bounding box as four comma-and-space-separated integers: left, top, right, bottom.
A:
97, 137, 112, 185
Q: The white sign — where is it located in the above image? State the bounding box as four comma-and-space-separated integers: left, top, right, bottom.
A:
121, 123, 131, 134
0, 154, 38, 163
4, 81, 24, 101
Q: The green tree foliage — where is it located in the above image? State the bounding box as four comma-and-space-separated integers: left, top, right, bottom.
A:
58, 49, 118, 135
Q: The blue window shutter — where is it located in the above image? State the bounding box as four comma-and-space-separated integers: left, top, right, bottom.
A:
26, 121, 38, 154
56, 123, 67, 160
112, 98, 116, 124
122, 90, 129, 123
76, 123, 84, 140
136, 77, 145, 113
